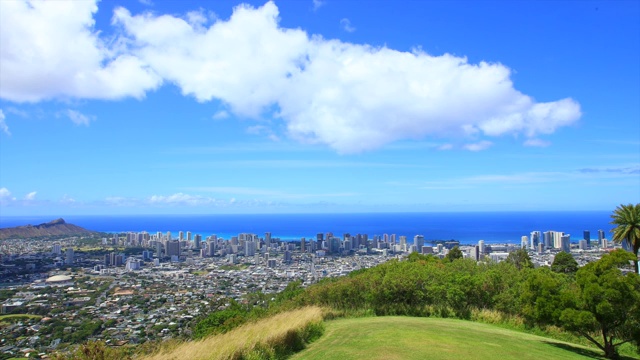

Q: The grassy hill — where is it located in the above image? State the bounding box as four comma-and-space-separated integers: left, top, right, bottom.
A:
139, 307, 324, 360
292, 316, 638, 360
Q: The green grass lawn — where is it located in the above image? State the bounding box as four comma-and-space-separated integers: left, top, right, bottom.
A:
0, 314, 42, 321
292, 317, 638, 360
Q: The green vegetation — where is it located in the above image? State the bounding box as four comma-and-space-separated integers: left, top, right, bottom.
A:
292, 317, 609, 360
560, 250, 640, 358
505, 248, 534, 270
445, 245, 463, 261
218, 264, 248, 271
0, 314, 43, 322
610, 203, 640, 274
290, 250, 639, 359
551, 251, 579, 274
141, 307, 324, 360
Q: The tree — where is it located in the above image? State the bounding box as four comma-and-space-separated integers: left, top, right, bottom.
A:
559, 250, 640, 359
445, 246, 463, 262
610, 203, 640, 274
505, 249, 534, 270
551, 251, 578, 274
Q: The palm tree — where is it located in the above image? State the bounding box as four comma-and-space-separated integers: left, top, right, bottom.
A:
610, 203, 640, 274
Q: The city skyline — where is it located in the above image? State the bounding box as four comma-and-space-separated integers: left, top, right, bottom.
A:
0, 0, 639, 216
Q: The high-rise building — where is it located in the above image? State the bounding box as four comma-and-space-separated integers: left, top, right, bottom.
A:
245, 241, 256, 257
65, 248, 74, 265
521, 236, 528, 249
166, 241, 180, 257
583, 230, 590, 242
166, 231, 172, 241
543, 231, 553, 249
579, 239, 588, 250
194, 234, 202, 249
52, 244, 62, 255
413, 235, 425, 252
530, 231, 541, 250
560, 234, 571, 253
553, 232, 564, 249
179, 231, 184, 241
478, 240, 485, 255
301, 238, 306, 253
187, 231, 192, 241
598, 229, 605, 242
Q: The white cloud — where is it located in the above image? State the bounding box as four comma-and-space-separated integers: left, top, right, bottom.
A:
0, 0, 162, 102
139, 0, 153, 6
212, 110, 230, 120
66, 109, 93, 126
523, 138, 551, 147
463, 141, 493, 152
24, 191, 37, 201
1, 1, 582, 153
340, 18, 355, 33
112, 2, 308, 117
437, 144, 453, 151
0, 187, 15, 203
313, 0, 325, 11
0, 109, 9, 135
149, 192, 217, 206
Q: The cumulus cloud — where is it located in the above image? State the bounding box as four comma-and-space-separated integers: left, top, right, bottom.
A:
0, 109, 9, 135
66, 109, 93, 126
0, 187, 15, 203
0, 0, 162, 102
313, 0, 325, 11
0, 1, 582, 153
24, 191, 37, 201
112, 2, 308, 117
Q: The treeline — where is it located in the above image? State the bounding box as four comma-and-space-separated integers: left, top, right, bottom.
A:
288, 249, 639, 359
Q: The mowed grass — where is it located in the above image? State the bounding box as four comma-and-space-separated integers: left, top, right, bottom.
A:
292, 316, 628, 360
0, 314, 42, 321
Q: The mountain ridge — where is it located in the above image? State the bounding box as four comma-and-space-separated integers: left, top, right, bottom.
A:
0, 218, 96, 240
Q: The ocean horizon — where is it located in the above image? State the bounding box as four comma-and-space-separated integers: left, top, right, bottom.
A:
0, 211, 614, 245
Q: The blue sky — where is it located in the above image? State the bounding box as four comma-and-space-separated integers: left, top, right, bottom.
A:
0, 0, 638, 216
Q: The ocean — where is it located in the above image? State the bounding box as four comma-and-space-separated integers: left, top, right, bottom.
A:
0, 211, 613, 245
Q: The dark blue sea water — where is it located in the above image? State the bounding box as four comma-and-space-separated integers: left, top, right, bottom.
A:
0, 212, 613, 245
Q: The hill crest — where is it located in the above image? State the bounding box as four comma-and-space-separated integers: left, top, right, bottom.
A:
0, 218, 96, 240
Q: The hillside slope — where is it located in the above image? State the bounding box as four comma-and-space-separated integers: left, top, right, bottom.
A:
292, 316, 632, 360
0, 218, 96, 240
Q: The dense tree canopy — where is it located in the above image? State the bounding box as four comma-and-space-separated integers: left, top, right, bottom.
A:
560, 250, 640, 359
505, 248, 534, 270
445, 246, 463, 262
551, 251, 578, 274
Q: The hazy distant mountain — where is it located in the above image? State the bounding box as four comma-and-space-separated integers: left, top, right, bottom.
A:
0, 218, 96, 240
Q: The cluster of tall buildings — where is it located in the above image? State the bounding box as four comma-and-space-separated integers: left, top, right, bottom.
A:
100, 230, 461, 267
519, 229, 608, 253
